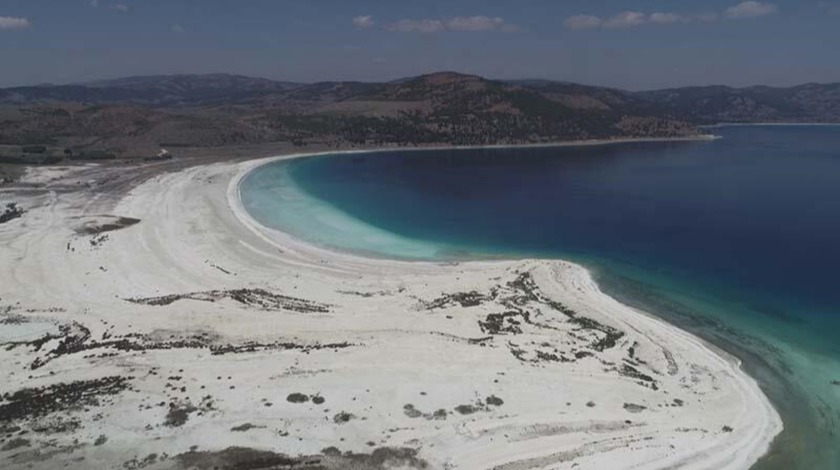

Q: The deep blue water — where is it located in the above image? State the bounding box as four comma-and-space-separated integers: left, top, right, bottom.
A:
241, 126, 840, 469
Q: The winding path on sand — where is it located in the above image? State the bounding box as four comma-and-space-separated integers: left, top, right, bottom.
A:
0, 154, 780, 469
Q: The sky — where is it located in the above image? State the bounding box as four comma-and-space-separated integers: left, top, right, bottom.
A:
0, 0, 838, 90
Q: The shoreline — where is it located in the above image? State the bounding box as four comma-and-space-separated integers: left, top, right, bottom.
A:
0, 140, 780, 469
231, 147, 781, 466
291, 133, 721, 156
703, 122, 840, 128
227, 133, 721, 263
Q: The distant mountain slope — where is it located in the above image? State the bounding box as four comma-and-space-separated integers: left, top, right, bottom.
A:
0, 74, 303, 106
0, 72, 701, 152
3, 71, 837, 155
637, 83, 840, 123
507, 79, 637, 111
251, 72, 697, 145
82, 73, 300, 91
2, 72, 838, 123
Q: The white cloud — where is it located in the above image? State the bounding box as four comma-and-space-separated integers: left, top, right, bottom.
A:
725, 1, 777, 19
649, 12, 686, 24
564, 15, 602, 31
110, 3, 130, 13
352, 15, 374, 29
566, 4, 775, 32
386, 19, 445, 33
446, 16, 515, 32
564, 9, 734, 31
385, 16, 517, 33
0, 16, 31, 30
171, 24, 185, 34
603, 11, 648, 28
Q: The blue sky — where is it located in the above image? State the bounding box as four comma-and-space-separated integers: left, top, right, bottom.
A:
0, 0, 838, 89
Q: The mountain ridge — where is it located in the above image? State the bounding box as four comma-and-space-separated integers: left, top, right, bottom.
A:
1, 72, 838, 157
2, 71, 839, 124
1, 71, 838, 123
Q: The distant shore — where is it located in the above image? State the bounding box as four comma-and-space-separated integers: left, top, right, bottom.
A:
704, 122, 840, 128
229, 134, 722, 173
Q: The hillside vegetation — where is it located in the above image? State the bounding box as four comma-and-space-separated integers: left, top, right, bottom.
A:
1, 72, 837, 157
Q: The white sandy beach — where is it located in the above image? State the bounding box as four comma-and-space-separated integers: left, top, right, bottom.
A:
0, 150, 781, 469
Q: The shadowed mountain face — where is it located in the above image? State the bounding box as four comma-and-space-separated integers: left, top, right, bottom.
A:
637, 83, 840, 123
0, 72, 837, 155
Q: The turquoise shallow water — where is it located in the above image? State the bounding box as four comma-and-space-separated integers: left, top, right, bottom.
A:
240, 126, 840, 469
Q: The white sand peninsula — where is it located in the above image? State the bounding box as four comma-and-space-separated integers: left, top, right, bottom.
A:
0, 153, 781, 470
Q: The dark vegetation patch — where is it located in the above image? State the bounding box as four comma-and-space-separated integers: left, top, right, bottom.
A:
123, 453, 161, 469
628, 342, 638, 359
126, 288, 331, 313
74, 216, 140, 235
174, 445, 428, 470
231, 423, 262, 432
506, 273, 617, 337
400, 404, 448, 421
454, 404, 479, 415
89, 234, 109, 248
312, 395, 326, 405
425, 272, 628, 366
618, 364, 658, 390
403, 404, 422, 418
0, 202, 25, 224
430, 409, 447, 420
623, 403, 647, 413
0, 313, 30, 325
831, 380, 840, 386
333, 412, 355, 424
30, 416, 81, 434
479, 311, 529, 335
3, 321, 351, 369
338, 290, 390, 298
165, 402, 198, 427
722, 425, 734, 433
485, 395, 504, 407
287, 393, 309, 404
0, 376, 131, 422
571, 316, 625, 352
423, 291, 492, 310
210, 341, 351, 356
411, 270, 635, 368
467, 336, 493, 345
509, 343, 574, 364
1, 437, 30, 451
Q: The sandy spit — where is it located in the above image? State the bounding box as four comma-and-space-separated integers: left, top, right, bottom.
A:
0, 147, 780, 470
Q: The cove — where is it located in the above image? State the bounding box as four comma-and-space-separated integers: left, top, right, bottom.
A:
240, 125, 840, 469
